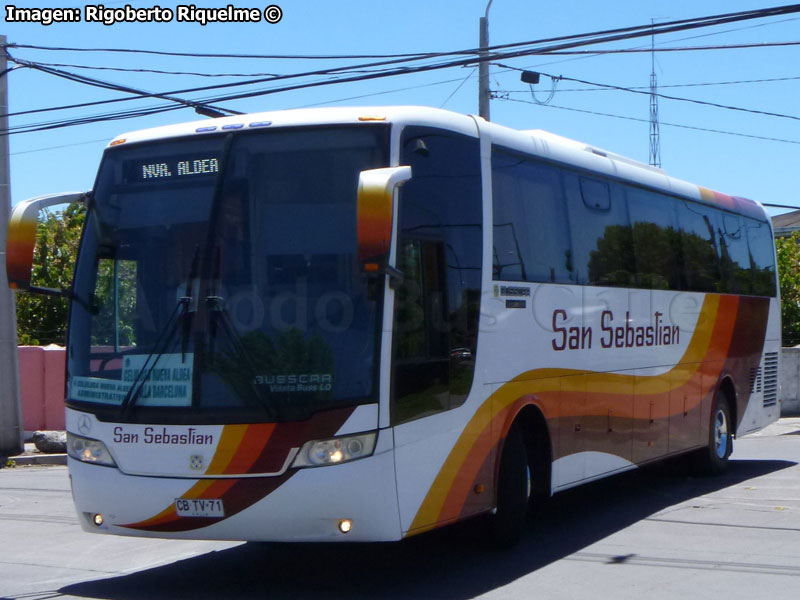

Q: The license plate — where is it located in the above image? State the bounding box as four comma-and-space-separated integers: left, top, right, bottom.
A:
175, 498, 225, 518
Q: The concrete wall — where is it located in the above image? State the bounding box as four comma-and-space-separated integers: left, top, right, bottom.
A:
19, 345, 66, 432
780, 347, 800, 416
14, 344, 800, 431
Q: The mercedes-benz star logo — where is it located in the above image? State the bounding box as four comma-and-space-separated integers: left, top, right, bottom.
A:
77, 415, 92, 435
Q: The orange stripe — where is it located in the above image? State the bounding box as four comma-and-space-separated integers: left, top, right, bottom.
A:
224, 423, 275, 474
408, 294, 732, 533
121, 479, 217, 529
121, 424, 271, 529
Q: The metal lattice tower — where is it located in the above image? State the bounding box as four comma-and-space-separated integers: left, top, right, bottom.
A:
649, 24, 662, 168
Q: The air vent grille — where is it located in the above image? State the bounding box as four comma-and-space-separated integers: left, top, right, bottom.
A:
763, 352, 779, 407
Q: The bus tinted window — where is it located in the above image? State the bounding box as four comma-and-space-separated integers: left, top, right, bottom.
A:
718, 213, 751, 294
627, 188, 681, 290
491, 150, 572, 283
565, 174, 634, 287
745, 218, 778, 297
676, 200, 722, 293
489, 148, 776, 297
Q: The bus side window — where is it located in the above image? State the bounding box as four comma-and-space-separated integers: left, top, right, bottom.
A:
627, 188, 681, 290
719, 213, 751, 294
676, 201, 723, 293
744, 218, 778, 297
565, 174, 634, 287
491, 150, 571, 283
392, 127, 482, 425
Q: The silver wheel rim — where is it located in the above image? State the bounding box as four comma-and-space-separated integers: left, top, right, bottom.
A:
714, 408, 729, 459
526, 464, 532, 500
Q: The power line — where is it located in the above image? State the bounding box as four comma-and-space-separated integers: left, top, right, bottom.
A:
440, 68, 477, 108
492, 17, 800, 77
10, 60, 282, 78
499, 96, 800, 145
500, 76, 800, 93
6, 43, 442, 61
7, 2, 800, 114
5, 4, 800, 134
501, 65, 800, 123
9, 4, 800, 62
76, 4, 800, 111
10, 137, 110, 156
11, 57, 239, 117
34, 39, 793, 80
533, 40, 800, 55
12, 74, 482, 145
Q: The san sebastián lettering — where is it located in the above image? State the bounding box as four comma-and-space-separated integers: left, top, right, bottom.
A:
113, 426, 214, 445
552, 309, 679, 352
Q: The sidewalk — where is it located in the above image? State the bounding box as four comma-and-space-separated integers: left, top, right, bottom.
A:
752, 416, 800, 437
6, 442, 67, 466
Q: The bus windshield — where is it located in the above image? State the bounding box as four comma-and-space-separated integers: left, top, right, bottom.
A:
67, 125, 389, 423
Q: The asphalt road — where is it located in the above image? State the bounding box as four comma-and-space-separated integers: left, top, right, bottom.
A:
2, 419, 799, 600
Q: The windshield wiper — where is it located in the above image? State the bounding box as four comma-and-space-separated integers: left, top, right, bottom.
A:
119, 245, 200, 417
181, 245, 200, 360
204, 247, 276, 418
119, 297, 190, 417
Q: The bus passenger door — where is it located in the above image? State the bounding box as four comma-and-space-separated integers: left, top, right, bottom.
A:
389, 125, 484, 535
391, 236, 490, 534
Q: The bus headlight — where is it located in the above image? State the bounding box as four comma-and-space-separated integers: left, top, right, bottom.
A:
292, 432, 377, 468
67, 432, 117, 467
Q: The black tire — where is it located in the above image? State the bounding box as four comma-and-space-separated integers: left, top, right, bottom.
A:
486, 423, 530, 548
699, 391, 733, 475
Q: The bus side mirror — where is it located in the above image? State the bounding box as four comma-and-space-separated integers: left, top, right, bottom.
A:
6, 191, 89, 291
356, 166, 412, 273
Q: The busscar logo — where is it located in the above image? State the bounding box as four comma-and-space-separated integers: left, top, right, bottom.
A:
190, 455, 205, 471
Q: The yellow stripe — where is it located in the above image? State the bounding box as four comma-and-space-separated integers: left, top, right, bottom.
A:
204, 424, 249, 475
408, 295, 721, 532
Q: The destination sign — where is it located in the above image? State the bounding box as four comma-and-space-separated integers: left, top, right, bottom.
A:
124, 155, 220, 184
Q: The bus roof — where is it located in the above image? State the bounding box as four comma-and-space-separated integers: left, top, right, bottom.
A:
107, 105, 768, 222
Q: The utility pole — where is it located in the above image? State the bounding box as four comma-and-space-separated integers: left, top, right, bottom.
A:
0, 34, 23, 457
478, 0, 493, 120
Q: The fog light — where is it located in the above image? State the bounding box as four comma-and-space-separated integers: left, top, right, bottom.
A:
338, 519, 352, 534
92, 513, 104, 527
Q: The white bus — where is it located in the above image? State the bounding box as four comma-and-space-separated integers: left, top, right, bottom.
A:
6, 107, 781, 545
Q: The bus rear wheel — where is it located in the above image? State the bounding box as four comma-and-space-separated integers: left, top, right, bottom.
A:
486, 423, 530, 548
699, 392, 733, 475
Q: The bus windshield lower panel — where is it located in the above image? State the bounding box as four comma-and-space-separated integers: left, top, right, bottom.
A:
67, 125, 389, 423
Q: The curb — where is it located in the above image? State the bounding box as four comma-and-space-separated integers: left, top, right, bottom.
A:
7, 454, 67, 466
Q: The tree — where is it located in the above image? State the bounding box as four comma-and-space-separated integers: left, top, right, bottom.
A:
775, 232, 800, 347
15, 203, 86, 345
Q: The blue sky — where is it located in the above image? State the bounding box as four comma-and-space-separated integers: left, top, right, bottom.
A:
3, 1, 799, 215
